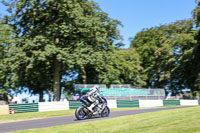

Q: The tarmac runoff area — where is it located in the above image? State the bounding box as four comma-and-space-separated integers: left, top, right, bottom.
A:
0, 106, 196, 133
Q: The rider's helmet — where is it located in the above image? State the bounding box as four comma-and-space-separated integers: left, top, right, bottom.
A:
94, 85, 100, 93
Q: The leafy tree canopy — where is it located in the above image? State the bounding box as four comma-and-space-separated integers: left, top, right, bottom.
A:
2, 0, 122, 101
130, 20, 197, 95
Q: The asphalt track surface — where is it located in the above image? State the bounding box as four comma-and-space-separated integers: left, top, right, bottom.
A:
0, 106, 196, 133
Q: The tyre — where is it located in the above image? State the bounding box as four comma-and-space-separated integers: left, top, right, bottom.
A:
101, 106, 110, 117
75, 106, 87, 120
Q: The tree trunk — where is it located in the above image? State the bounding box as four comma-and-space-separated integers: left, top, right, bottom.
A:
81, 66, 87, 84
53, 57, 61, 101
3, 93, 8, 104
48, 89, 52, 102
39, 90, 44, 102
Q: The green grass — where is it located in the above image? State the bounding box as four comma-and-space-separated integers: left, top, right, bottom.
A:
0, 110, 75, 123
0, 108, 138, 123
12, 106, 200, 133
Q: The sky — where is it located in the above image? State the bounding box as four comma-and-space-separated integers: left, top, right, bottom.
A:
0, 0, 197, 102
95, 0, 196, 48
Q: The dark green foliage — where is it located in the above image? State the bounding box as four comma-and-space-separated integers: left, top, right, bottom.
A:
0, 18, 15, 101
97, 48, 145, 86
2, 0, 122, 101
131, 20, 198, 95
190, 0, 200, 96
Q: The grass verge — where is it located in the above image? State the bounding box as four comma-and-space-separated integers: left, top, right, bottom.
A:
12, 106, 200, 133
0, 110, 75, 123
0, 108, 138, 123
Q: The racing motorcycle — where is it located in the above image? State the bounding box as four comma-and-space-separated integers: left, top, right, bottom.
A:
75, 95, 110, 120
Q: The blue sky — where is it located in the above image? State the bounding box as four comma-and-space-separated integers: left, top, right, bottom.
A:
0, 0, 197, 102
95, 0, 196, 48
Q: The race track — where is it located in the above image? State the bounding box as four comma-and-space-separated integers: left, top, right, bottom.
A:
0, 106, 195, 133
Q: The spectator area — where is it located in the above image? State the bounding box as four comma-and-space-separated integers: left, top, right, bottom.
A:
75, 84, 165, 97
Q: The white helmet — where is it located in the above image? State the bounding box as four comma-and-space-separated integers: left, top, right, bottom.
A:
94, 85, 100, 93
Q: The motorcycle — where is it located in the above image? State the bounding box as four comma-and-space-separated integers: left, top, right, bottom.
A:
75, 95, 110, 120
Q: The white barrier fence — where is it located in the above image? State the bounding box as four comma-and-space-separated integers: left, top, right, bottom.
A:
35, 100, 199, 113
1, 100, 199, 114
107, 100, 117, 108
139, 100, 163, 108
39, 102, 69, 112
180, 100, 199, 106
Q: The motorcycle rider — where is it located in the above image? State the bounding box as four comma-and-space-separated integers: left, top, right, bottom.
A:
86, 85, 101, 112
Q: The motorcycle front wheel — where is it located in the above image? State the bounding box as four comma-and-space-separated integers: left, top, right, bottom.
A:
75, 106, 87, 120
101, 106, 110, 117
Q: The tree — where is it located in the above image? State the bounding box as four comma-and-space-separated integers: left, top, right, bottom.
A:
165, 20, 197, 95
130, 20, 197, 95
0, 17, 15, 102
2, 0, 121, 101
131, 26, 163, 88
96, 48, 146, 87
185, 0, 200, 96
